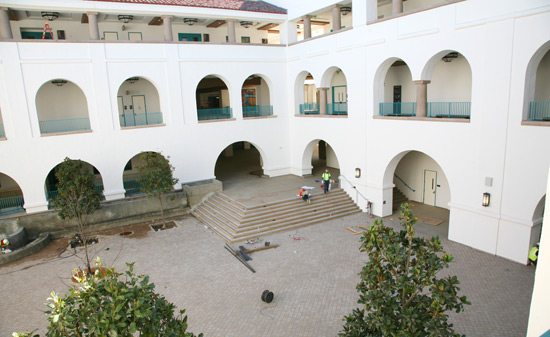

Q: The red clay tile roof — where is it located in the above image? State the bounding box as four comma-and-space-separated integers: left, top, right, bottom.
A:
85, 0, 287, 14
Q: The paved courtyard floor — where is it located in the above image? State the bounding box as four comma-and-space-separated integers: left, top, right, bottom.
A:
0, 207, 535, 337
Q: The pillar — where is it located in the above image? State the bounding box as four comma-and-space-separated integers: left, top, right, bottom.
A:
303, 15, 312, 39
224, 145, 234, 157
319, 88, 328, 115
392, 0, 403, 16
0, 7, 13, 39
227, 19, 236, 43
279, 20, 297, 44
162, 15, 173, 42
332, 5, 342, 32
414, 80, 430, 117
87, 12, 100, 40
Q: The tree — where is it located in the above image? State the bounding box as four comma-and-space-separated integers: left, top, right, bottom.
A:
137, 152, 179, 225
340, 203, 470, 337
52, 157, 102, 274
14, 260, 203, 337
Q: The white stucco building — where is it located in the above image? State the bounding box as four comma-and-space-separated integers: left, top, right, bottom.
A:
0, 0, 548, 266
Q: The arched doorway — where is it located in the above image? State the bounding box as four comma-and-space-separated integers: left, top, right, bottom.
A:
36, 79, 90, 134
196, 75, 232, 120
302, 139, 340, 182
117, 76, 162, 127
0, 173, 25, 215
45, 160, 104, 207
321, 67, 348, 115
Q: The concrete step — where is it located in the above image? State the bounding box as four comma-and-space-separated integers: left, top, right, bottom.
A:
192, 188, 362, 243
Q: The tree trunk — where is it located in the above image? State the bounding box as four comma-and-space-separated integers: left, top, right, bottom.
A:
158, 193, 166, 226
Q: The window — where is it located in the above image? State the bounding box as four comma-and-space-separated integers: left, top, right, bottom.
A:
241, 36, 251, 43
21, 29, 52, 40
103, 32, 118, 40
178, 33, 202, 42
57, 30, 65, 40
203, 34, 210, 42
128, 32, 142, 41
262, 38, 268, 44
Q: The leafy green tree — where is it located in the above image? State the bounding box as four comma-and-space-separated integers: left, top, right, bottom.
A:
52, 157, 102, 274
14, 260, 202, 337
340, 203, 470, 337
137, 152, 179, 225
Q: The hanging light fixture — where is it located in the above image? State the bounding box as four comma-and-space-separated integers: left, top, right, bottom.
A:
240, 21, 253, 28
118, 15, 133, 23
126, 77, 139, 84
41, 12, 59, 21
340, 6, 352, 15
183, 18, 198, 25
51, 79, 67, 87
442, 52, 459, 62
482, 192, 491, 207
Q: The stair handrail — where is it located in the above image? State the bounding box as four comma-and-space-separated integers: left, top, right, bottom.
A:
338, 175, 372, 214
394, 174, 415, 192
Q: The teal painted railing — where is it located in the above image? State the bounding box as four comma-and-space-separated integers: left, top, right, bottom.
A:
0, 123, 5, 138
394, 174, 415, 192
120, 112, 163, 127
39, 118, 91, 134
47, 184, 105, 205
299, 103, 320, 115
328, 102, 348, 115
197, 107, 233, 121
529, 101, 550, 121
428, 102, 471, 118
379, 102, 416, 116
0, 195, 24, 215
243, 105, 273, 117
123, 179, 143, 196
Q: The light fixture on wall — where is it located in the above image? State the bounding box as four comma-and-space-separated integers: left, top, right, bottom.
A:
340, 6, 352, 15
355, 168, 361, 178
41, 12, 59, 21
183, 18, 198, 25
51, 79, 67, 86
442, 52, 459, 62
482, 192, 490, 207
240, 21, 253, 28
118, 15, 133, 23
126, 77, 139, 84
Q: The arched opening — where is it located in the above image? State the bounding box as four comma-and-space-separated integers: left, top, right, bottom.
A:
0, 173, 25, 215
196, 75, 232, 121
386, 150, 451, 237
297, 72, 319, 115
525, 44, 550, 121
0, 106, 5, 139
45, 160, 104, 207
241, 74, 272, 117
214, 141, 265, 195
530, 195, 545, 250
36, 79, 90, 134
122, 152, 156, 197
117, 76, 163, 127
379, 60, 415, 116
425, 51, 472, 118
301, 139, 340, 181
322, 67, 348, 115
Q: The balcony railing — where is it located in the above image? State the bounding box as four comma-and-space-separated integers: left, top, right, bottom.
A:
379, 102, 416, 116
0, 195, 25, 215
120, 112, 163, 127
243, 105, 273, 117
39, 118, 91, 134
299, 103, 320, 115
123, 179, 143, 196
428, 102, 471, 118
0, 123, 4, 138
198, 107, 233, 121
328, 102, 348, 115
529, 101, 550, 121
47, 184, 105, 206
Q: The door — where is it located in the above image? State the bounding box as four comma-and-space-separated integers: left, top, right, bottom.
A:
132, 95, 147, 125
393, 85, 402, 115
423, 170, 437, 206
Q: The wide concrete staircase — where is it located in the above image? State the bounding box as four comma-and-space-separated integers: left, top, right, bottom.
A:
192, 188, 361, 243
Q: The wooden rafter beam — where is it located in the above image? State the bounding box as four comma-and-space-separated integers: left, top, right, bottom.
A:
207, 20, 226, 28
81, 13, 88, 24
297, 20, 330, 25
8, 9, 18, 21
148, 16, 162, 26
257, 23, 278, 30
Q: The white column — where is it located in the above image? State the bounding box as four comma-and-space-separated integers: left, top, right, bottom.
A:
319, 88, 328, 115
162, 15, 173, 42
414, 80, 430, 117
87, 12, 100, 40
332, 5, 342, 32
227, 19, 236, 43
0, 7, 13, 39
303, 15, 312, 39
392, 0, 403, 16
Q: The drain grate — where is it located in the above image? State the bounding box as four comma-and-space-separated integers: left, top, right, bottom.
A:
150, 221, 178, 232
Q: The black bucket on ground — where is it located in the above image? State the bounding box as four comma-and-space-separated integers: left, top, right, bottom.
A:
261, 290, 274, 303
